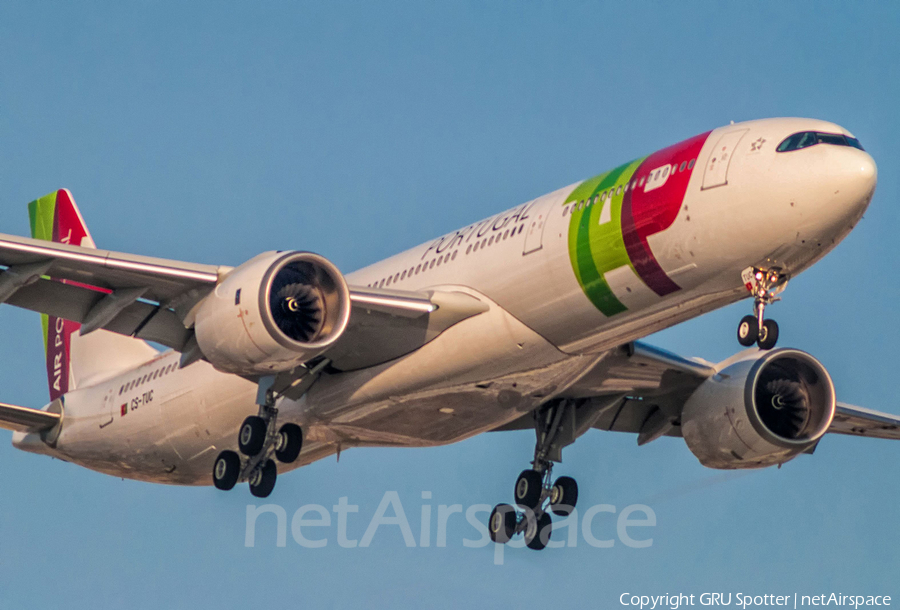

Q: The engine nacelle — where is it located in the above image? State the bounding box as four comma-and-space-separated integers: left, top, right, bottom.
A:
194, 251, 351, 375
681, 348, 836, 469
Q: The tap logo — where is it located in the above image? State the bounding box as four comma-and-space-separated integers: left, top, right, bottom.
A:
566, 132, 710, 317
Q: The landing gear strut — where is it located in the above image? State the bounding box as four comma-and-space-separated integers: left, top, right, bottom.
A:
489, 399, 582, 551
213, 360, 328, 497
737, 266, 787, 350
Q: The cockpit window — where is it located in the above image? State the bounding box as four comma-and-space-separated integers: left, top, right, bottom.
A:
777, 131, 865, 152
816, 133, 847, 146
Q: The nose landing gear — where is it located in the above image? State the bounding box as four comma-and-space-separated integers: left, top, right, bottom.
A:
737, 267, 787, 350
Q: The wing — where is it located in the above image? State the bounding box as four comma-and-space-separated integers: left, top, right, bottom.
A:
0, 233, 487, 371
493, 342, 716, 442
496, 342, 900, 447
0, 401, 59, 433
829, 403, 900, 440
567, 342, 716, 444
572, 344, 900, 444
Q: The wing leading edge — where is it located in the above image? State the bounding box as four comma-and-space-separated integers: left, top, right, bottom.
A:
0, 402, 59, 433
0, 232, 488, 371
830, 403, 900, 440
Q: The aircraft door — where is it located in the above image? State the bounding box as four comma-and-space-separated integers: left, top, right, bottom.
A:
701, 129, 749, 189
522, 197, 554, 255
99, 388, 115, 428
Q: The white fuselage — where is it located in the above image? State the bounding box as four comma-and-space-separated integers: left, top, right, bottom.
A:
13, 117, 877, 485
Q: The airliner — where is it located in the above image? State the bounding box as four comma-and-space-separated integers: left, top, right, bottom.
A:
1, 117, 896, 551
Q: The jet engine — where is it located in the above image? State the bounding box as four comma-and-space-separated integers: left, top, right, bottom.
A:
194, 251, 351, 375
681, 349, 836, 469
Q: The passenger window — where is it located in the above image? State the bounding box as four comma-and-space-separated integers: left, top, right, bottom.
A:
600, 191, 607, 202
688, 159, 695, 169
616, 185, 623, 195
488, 236, 494, 246
638, 177, 646, 187
466, 245, 472, 255
680, 161, 686, 172
430, 259, 436, 269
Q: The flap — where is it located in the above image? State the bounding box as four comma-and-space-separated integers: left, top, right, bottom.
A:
328, 289, 489, 370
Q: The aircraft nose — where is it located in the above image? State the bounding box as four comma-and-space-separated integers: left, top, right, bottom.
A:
831, 147, 877, 215
794, 145, 877, 242
856, 150, 877, 193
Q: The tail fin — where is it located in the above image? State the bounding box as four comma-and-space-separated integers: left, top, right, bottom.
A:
28, 190, 157, 399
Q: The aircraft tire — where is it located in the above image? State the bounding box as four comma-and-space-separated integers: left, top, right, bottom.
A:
213, 450, 241, 491
757, 319, 779, 350
737, 315, 759, 346
274, 424, 303, 464
249, 459, 277, 498
549, 476, 578, 516
524, 510, 552, 551
488, 504, 517, 544
238, 416, 267, 456
514, 469, 543, 509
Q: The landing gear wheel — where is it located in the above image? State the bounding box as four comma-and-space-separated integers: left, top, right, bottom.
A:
514, 469, 543, 509
212, 450, 241, 491
524, 510, 552, 551
757, 319, 779, 350
248, 459, 277, 498
737, 315, 759, 347
238, 415, 267, 456
274, 423, 303, 464
549, 476, 578, 516
488, 503, 517, 544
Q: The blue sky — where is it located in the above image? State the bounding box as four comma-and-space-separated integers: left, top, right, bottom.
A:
1, 2, 898, 608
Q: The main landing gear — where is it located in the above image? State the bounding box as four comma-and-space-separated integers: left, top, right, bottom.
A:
488, 400, 581, 551
212, 376, 304, 498
737, 266, 788, 350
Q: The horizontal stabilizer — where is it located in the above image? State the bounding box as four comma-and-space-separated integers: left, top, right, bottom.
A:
0, 401, 60, 433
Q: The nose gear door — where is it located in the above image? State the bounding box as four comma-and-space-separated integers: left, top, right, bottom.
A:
702, 129, 748, 190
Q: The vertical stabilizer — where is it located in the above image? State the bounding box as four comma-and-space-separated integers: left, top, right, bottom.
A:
28, 190, 157, 399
